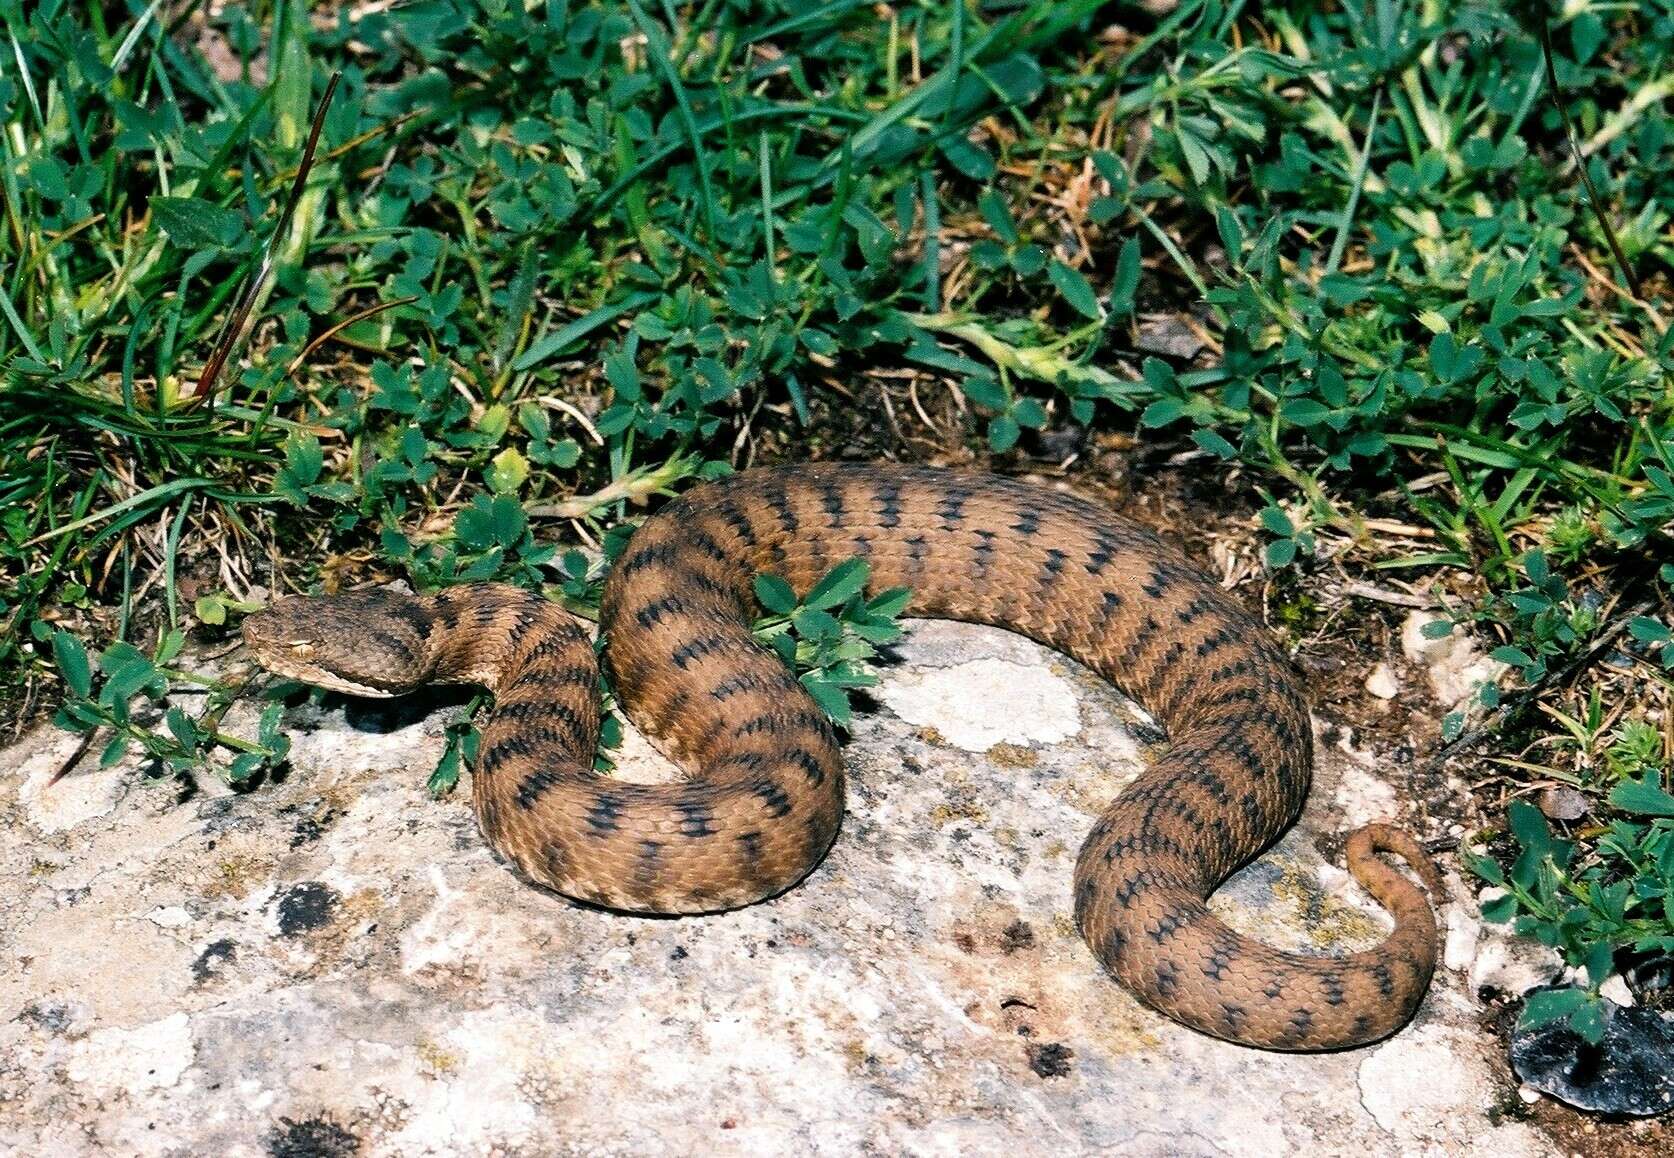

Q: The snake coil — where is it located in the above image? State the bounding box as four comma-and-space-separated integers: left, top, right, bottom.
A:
245, 464, 1440, 1050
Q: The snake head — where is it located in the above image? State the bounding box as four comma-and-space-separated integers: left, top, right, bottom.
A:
242, 587, 434, 697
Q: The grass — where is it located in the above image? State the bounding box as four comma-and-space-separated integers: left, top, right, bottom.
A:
1, 2, 1671, 1044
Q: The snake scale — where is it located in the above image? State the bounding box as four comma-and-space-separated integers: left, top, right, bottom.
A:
244, 463, 1441, 1050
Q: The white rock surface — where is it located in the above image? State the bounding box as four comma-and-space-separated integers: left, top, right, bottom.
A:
66, 1011, 196, 1093
15, 730, 130, 833
1444, 902, 1483, 973
1599, 974, 1635, 1008
0, 620, 1549, 1156
1358, 1024, 1543, 1151
1330, 732, 1402, 830
875, 655, 1081, 750
1464, 900, 1565, 998
1400, 612, 1509, 709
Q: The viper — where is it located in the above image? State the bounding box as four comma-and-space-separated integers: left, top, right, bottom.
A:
243, 463, 1440, 1050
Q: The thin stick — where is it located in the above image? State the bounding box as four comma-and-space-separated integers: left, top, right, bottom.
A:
1341, 580, 1437, 609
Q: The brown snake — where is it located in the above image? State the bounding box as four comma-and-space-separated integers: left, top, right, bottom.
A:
244, 463, 1441, 1050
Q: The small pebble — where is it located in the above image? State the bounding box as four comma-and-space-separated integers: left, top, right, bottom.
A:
1363, 663, 1400, 700
146, 906, 193, 929
1537, 786, 1589, 822
1599, 974, 1634, 1008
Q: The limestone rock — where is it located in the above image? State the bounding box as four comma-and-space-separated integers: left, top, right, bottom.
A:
1363, 662, 1400, 700
0, 620, 1544, 1155
1600, 974, 1635, 1009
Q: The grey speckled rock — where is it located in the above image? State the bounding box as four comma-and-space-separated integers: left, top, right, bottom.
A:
1510, 990, 1674, 1117
1, 621, 1549, 1156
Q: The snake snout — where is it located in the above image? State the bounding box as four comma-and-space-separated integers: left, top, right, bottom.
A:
241, 600, 328, 658
241, 589, 434, 697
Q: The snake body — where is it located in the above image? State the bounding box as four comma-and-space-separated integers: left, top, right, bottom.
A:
244, 463, 1440, 1050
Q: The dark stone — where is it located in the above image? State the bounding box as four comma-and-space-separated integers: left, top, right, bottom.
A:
1133, 314, 1206, 360
1624, 952, 1674, 1000
1537, 786, 1589, 822
1510, 991, 1674, 1117
275, 882, 340, 937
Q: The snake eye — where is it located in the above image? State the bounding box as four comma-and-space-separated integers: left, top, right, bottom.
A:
288, 641, 316, 657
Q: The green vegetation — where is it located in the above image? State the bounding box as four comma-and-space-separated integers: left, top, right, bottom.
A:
1, 2, 1671, 1040
1468, 787, 1674, 1042
754, 558, 912, 726
48, 625, 290, 783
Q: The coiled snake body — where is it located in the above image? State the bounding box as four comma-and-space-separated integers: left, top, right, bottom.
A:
245, 464, 1440, 1050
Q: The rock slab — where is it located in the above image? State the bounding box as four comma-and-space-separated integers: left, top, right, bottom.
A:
0, 620, 1548, 1156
